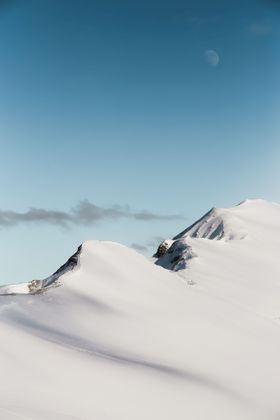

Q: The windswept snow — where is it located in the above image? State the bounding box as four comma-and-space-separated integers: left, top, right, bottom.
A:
1, 200, 280, 419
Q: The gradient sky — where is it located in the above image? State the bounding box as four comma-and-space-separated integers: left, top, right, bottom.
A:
0, 0, 280, 284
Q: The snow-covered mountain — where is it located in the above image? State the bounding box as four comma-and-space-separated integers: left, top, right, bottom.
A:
155, 198, 279, 270
1, 199, 280, 420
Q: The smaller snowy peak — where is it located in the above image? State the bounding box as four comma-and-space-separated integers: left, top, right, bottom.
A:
153, 205, 244, 272
0, 244, 82, 296
154, 199, 280, 272
0, 240, 132, 296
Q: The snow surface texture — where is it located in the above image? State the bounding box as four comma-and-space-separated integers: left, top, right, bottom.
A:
1, 199, 280, 419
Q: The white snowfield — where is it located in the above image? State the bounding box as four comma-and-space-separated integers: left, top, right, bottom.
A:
1, 199, 280, 420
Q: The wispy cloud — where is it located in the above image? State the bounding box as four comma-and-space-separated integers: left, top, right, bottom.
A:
187, 14, 221, 29
131, 236, 167, 254
174, 11, 221, 29
0, 200, 184, 228
131, 243, 148, 252
146, 236, 166, 247
0, 208, 72, 227
248, 20, 273, 36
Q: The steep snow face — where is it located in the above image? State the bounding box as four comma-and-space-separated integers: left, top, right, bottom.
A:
174, 202, 252, 242
174, 198, 280, 242
175, 207, 226, 240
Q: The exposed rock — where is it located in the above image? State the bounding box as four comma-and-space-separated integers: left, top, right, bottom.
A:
154, 240, 173, 258
155, 239, 196, 271
41, 245, 82, 289
0, 245, 82, 295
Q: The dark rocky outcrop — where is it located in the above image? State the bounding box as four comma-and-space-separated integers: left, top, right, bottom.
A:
41, 244, 82, 289
155, 239, 196, 271
154, 241, 171, 258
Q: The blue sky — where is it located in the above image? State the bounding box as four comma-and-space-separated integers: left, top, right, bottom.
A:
0, 0, 280, 283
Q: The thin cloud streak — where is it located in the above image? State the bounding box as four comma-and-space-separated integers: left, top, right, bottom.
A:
173, 11, 221, 28
0, 200, 184, 228
131, 236, 167, 254
248, 20, 273, 35
131, 243, 148, 252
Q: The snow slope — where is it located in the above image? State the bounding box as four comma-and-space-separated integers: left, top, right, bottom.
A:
1, 200, 280, 419
155, 198, 280, 318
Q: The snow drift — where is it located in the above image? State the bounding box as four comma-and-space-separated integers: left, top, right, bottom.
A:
1, 199, 280, 419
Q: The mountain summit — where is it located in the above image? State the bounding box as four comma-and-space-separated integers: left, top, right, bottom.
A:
154, 199, 280, 270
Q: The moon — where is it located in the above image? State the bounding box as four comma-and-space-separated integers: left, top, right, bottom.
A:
204, 49, 220, 67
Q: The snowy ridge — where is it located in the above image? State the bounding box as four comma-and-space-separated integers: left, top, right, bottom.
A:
0, 245, 82, 295
154, 199, 275, 271
1, 200, 280, 419
174, 198, 278, 242
174, 206, 248, 241
42, 244, 81, 288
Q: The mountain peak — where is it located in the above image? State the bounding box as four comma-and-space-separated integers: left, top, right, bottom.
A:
154, 198, 280, 271
236, 198, 270, 207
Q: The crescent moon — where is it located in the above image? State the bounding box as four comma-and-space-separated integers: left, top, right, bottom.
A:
204, 50, 220, 67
